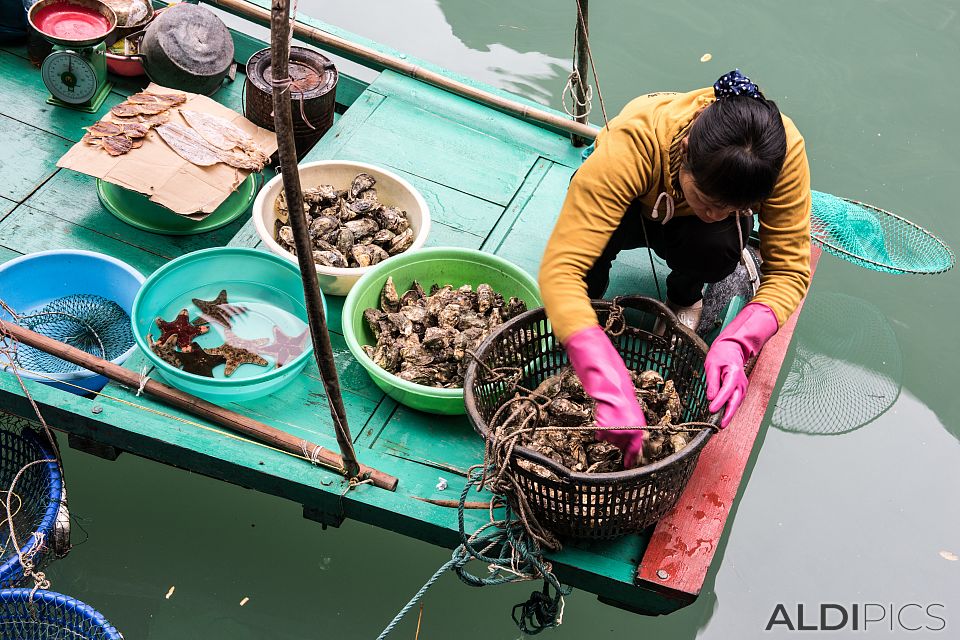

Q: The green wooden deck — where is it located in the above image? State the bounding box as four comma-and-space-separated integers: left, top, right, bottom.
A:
0, 8, 807, 615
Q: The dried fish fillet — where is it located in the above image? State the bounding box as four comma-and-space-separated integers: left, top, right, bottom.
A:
215, 147, 262, 171
156, 124, 220, 166
86, 121, 123, 137
180, 109, 243, 150
118, 122, 150, 138
128, 91, 186, 106
180, 110, 268, 170
101, 135, 133, 156
110, 103, 141, 118
138, 111, 171, 127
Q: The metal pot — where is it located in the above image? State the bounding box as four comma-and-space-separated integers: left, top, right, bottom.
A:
139, 2, 233, 96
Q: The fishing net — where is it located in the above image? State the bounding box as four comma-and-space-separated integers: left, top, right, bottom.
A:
10, 295, 134, 375
0, 589, 122, 639
771, 292, 902, 435
810, 191, 955, 274
0, 422, 62, 588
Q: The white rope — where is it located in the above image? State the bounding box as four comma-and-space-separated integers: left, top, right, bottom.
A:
562, 69, 593, 118
135, 365, 149, 397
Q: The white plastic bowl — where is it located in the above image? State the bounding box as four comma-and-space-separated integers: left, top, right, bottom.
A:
253, 160, 431, 296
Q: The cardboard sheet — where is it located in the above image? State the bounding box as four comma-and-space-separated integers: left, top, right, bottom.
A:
57, 84, 277, 218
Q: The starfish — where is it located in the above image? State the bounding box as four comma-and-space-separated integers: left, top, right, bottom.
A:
147, 333, 182, 368
261, 326, 310, 368
223, 329, 270, 353
192, 290, 247, 328
206, 343, 268, 376
155, 309, 208, 352
178, 342, 227, 378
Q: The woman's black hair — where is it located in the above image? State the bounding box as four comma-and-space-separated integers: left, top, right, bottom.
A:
684, 95, 787, 208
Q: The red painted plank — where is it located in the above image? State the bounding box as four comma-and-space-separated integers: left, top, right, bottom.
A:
635, 247, 822, 602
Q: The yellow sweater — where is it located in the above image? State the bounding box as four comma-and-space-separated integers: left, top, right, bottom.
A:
539, 88, 811, 343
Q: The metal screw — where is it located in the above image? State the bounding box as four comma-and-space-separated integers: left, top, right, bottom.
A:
91, 405, 103, 414
656, 569, 670, 580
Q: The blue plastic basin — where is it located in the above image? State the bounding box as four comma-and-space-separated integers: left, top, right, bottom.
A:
0, 250, 145, 395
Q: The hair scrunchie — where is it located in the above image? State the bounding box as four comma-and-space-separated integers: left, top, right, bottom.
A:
714, 69, 764, 100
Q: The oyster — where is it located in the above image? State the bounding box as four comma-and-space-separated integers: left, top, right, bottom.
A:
312, 249, 347, 268
351, 172, 376, 198
309, 215, 340, 239
380, 276, 401, 313
344, 217, 379, 239
335, 227, 356, 257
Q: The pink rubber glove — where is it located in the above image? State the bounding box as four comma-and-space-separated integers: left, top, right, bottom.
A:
564, 325, 647, 468
705, 303, 779, 428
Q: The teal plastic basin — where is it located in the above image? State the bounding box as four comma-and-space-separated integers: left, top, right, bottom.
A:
342, 247, 542, 415
132, 248, 321, 403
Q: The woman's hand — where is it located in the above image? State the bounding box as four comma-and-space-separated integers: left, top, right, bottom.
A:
564, 325, 647, 468
705, 303, 779, 427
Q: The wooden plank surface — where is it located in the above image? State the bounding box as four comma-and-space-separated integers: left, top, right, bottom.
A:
636, 247, 823, 603
0, 204, 169, 275
331, 95, 539, 206
0, 114, 73, 202
369, 71, 584, 168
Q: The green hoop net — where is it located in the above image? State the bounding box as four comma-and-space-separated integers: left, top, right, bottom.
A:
810, 191, 955, 275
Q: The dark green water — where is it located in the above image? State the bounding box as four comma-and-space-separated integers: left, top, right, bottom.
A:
48, 0, 959, 637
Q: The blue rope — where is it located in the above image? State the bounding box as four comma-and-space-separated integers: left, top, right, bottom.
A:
376, 467, 572, 638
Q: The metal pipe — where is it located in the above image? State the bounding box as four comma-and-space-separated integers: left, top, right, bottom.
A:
206, 0, 599, 141
270, 0, 362, 480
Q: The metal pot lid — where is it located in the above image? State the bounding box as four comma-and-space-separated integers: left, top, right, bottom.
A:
146, 3, 233, 77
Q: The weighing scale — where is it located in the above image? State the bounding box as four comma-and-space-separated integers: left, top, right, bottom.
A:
28, 0, 118, 113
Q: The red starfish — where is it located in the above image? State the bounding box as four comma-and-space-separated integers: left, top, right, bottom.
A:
261, 326, 310, 368
155, 309, 208, 351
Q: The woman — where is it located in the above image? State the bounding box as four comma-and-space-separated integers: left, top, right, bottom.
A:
539, 70, 811, 466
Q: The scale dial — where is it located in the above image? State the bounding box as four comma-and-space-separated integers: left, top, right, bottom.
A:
41, 50, 99, 105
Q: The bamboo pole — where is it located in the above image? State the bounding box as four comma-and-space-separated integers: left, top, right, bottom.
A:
270, 0, 362, 480
571, 0, 590, 147
0, 321, 398, 491
203, 0, 599, 141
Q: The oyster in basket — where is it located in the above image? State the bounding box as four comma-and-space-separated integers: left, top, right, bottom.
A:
499, 365, 693, 474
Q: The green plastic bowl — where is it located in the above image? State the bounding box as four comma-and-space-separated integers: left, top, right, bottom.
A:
132, 247, 321, 403
97, 173, 261, 236
343, 247, 542, 415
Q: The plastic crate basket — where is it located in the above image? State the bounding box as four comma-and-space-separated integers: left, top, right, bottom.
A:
464, 296, 720, 540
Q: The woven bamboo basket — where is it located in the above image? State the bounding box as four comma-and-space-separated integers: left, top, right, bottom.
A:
464, 296, 720, 540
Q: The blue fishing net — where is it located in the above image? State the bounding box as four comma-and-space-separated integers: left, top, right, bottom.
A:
12, 295, 134, 375
810, 191, 954, 274
0, 589, 121, 639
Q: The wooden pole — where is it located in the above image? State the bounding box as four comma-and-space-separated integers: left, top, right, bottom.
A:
270, 0, 361, 480
0, 321, 398, 491
571, 0, 590, 147
202, 0, 599, 141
